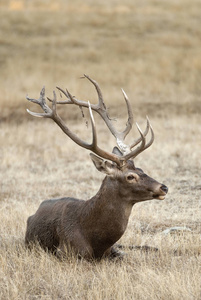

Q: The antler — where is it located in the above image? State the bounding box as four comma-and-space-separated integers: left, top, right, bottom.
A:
27, 87, 122, 165
26, 76, 154, 167
48, 75, 134, 153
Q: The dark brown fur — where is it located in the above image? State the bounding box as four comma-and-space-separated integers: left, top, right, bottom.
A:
25, 157, 168, 259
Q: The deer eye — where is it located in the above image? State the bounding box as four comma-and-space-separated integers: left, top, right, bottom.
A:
127, 175, 135, 180
126, 174, 138, 182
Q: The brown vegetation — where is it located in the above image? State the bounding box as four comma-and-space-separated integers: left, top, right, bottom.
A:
0, 0, 201, 299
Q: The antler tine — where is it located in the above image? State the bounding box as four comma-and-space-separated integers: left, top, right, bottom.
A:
84, 74, 106, 110
142, 116, 154, 150
130, 116, 150, 149
87, 101, 123, 165
26, 86, 53, 118
52, 91, 57, 115
123, 123, 146, 161
121, 89, 134, 139
53, 87, 72, 104
83, 75, 123, 141
88, 101, 97, 147
61, 89, 78, 105
123, 118, 155, 161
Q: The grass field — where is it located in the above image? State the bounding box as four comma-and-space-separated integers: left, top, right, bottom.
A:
0, 0, 201, 299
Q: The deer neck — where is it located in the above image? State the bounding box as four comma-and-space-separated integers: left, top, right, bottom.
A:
83, 176, 133, 234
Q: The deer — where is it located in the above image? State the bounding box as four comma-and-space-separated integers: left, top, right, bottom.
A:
25, 75, 168, 260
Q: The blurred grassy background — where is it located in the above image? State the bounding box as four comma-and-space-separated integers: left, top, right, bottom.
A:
0, 0, 201, 122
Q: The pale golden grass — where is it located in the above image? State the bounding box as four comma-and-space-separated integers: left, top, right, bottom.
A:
0, 0, 201, 299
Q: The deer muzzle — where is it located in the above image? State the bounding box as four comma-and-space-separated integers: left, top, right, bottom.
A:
153, 184, 168, 200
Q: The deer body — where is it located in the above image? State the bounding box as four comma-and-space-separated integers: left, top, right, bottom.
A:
26, 184, 129, 259
25, 76, 168, 259
25, 160, 167, 259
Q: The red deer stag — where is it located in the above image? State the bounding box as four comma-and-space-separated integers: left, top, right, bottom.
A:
25, 75, 168, 260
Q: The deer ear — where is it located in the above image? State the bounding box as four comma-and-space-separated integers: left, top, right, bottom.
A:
90, 153, 117, 175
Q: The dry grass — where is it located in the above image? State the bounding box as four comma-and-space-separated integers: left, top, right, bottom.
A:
0, 0, 201, 299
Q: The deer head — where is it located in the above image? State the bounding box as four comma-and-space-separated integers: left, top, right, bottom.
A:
90, 153, 167, 203
25, 75, 168, 259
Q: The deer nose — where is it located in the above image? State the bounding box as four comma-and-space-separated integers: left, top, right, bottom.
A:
160, 184, 168, 194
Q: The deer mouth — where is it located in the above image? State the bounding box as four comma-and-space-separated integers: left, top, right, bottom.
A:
153, 194, 166, 200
